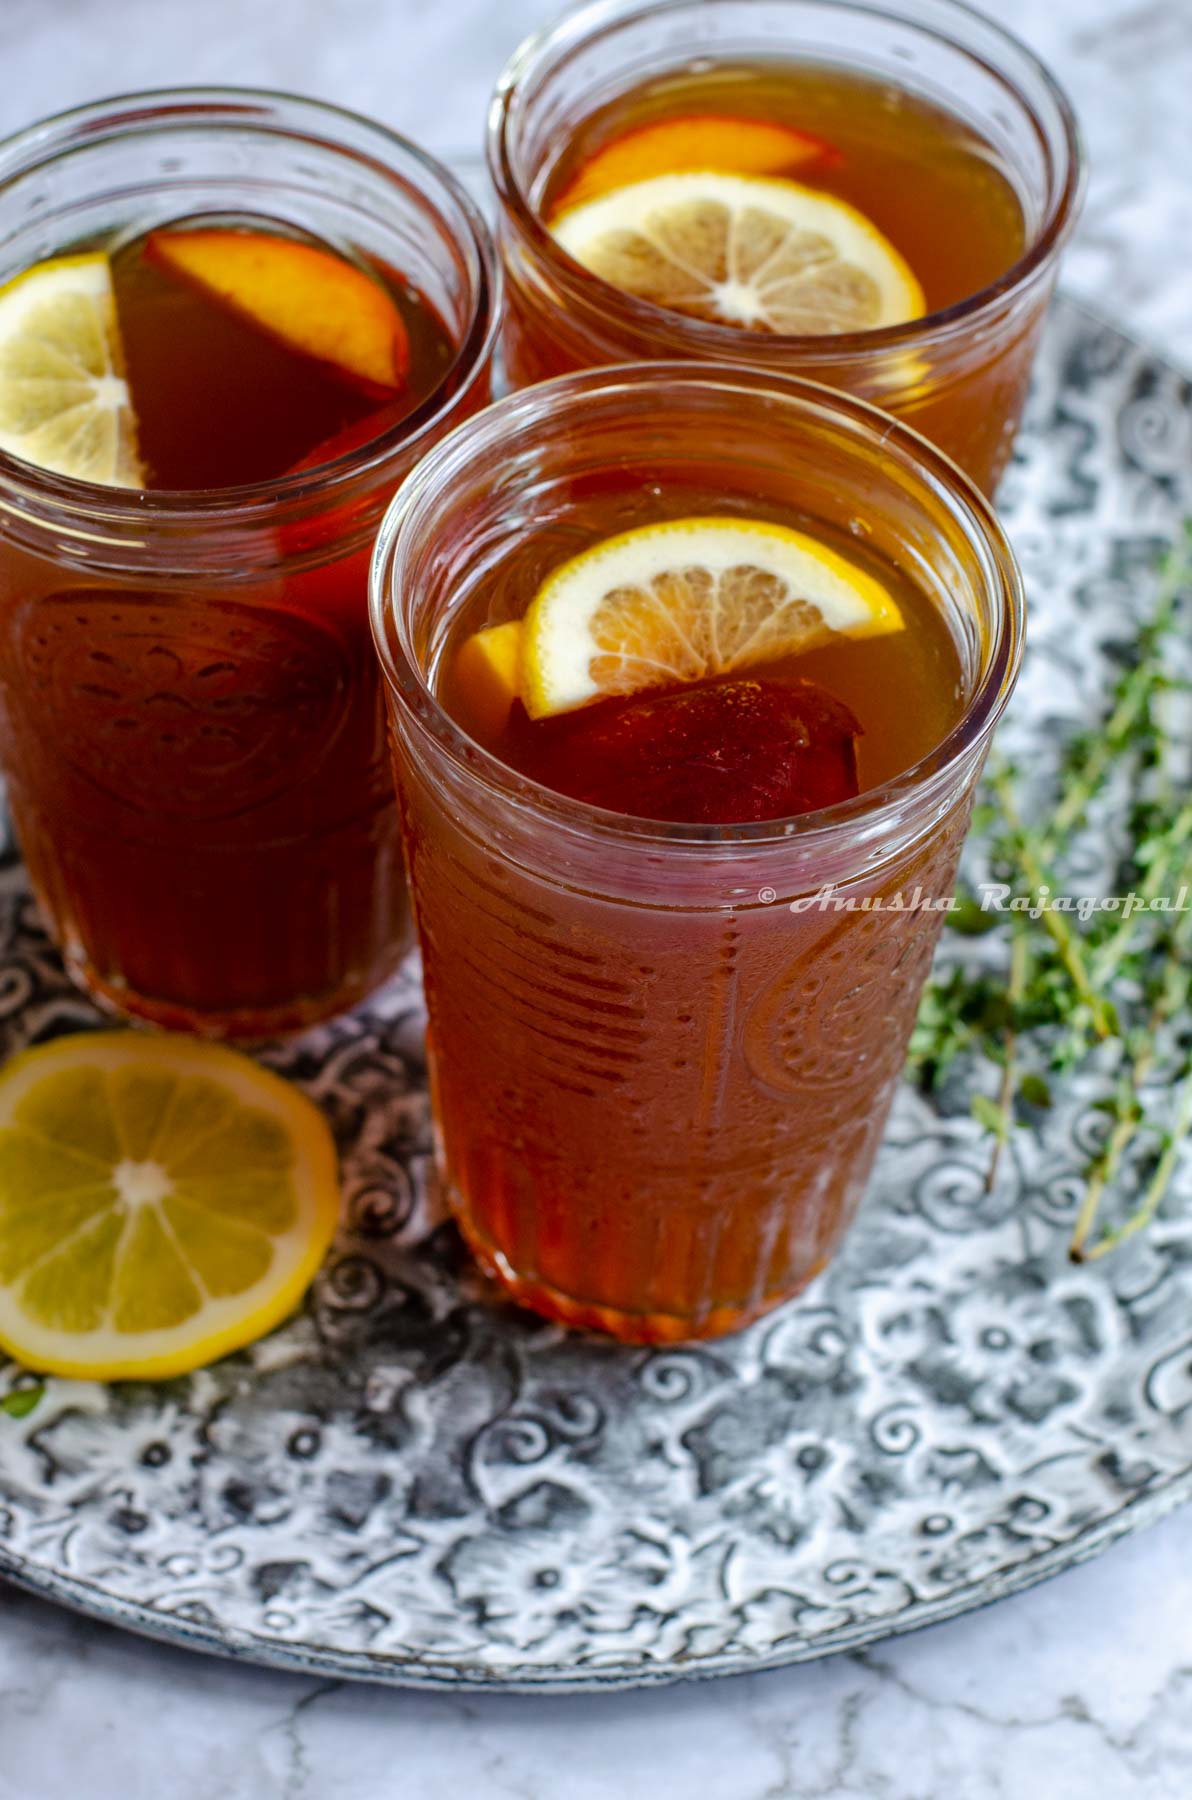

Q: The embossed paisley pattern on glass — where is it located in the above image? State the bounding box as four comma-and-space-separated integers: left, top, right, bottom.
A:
8, 591, 357, 822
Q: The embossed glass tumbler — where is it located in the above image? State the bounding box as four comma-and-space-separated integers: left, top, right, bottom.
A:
371, 366, 1024, 1342
0, 91, 498, 1037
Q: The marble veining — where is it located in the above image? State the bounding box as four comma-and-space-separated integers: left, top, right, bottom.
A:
1, 0, 1191, 1795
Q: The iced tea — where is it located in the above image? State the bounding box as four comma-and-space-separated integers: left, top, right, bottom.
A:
372, 366, 1023, 1342
489, 0, 1083, 491
0, 93, 498, 1035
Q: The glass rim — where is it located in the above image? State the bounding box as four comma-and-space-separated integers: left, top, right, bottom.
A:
487, 0, 1086, 360
0, 85, 501, 522
370, 360, 1025, 853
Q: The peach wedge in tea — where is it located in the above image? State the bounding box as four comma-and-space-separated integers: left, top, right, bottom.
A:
489, 0, 1083, 489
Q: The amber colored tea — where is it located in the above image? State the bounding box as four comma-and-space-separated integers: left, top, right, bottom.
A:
542, 63, 1026, 324
374, 365, 1023, 1344
490, 13, 1081, 491
442, 483, 962, 801
0, 217, 459, 1034
419, 473, 966, 1340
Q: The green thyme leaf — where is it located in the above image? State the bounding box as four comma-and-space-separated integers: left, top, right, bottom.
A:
911, 523, 1192, 1257
0, 1383, 44, 1420
1018, 1074, 1052, 1109
971, 1093, 1011, 1140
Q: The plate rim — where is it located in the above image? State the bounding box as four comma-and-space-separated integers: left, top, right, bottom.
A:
3, 1463, 1191, 1692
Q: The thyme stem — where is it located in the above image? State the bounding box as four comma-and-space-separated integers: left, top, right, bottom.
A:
991, 766, 1116, 1040
1075, 1071, 1192, 1261
985, 922, 1029, 1194
914, 524, 1192, 1260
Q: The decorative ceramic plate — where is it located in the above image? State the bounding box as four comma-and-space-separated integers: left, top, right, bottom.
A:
1, 294, 1191, 1692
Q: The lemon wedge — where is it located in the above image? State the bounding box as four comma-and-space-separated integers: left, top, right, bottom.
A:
452, 618, 524, 737
552, 172, 924, 335
0, 1033, 339, 1381
0, 254, 143, 485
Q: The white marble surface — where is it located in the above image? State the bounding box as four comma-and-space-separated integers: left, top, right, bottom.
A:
1, 2, 1191, 1796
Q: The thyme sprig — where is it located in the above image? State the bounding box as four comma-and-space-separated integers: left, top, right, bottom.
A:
909, 524, 1192, 1260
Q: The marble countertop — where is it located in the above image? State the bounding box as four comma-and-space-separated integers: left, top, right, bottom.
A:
1, 1, 1190, 1796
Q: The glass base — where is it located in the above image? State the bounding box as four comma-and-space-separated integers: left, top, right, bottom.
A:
67, 944, 411, 1042
452, 1204, 824, 1344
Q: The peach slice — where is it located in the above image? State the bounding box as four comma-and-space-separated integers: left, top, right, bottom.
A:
146, 229, 409, 391
550, 114, 840, 215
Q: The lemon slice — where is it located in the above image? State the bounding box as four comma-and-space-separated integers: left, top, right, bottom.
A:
0, 1033, 339, 1381
517, 516, 903, 719
0, 254, 143, 486
552, 172, 924, 335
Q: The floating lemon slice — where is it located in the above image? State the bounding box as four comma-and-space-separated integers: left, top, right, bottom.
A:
0, 1033, 339, 1381
0, 254, 143, 486
552, 172, 924, 335
459, 517, 903, 723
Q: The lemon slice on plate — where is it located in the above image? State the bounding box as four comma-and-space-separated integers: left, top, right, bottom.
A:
552, 172, 924, 335
0, 1033, 339, 1381
0, 254, 143, 485
459, 517, 903, 723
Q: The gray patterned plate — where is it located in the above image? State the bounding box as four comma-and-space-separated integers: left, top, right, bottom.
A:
1, 296, 1192, 1691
